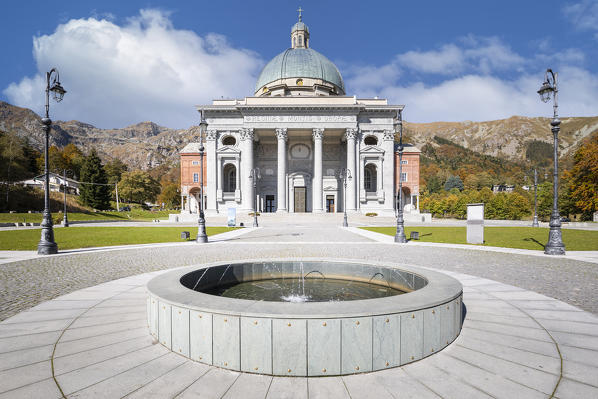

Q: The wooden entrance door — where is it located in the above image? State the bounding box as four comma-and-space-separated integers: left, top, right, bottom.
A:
326, 195, 335, 213
294, 187, 306, 212
265, 195, 275, 212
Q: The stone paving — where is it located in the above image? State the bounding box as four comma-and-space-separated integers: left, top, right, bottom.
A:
0, 226, 597, 398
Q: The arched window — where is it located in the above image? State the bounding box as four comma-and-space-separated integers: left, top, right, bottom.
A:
364, 136, 378, 146
223, 164, 236, 192
364, 164, 377, 193
293, 37, 296, 47
222, 136, 236, 146
299, 35, 303, 46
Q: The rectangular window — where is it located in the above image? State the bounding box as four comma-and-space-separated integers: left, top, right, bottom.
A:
401, 172, 407, 182
401, 160, 408, 165
192, 161, 199, 165
193, 173, 199, 183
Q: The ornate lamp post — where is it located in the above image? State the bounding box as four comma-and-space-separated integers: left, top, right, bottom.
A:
394, 111, 407, 243
338, 168, 351, 227
62, 169, 73, 227
196, 112, 208, 243
537, 69, 565, 255
249, 168, 261, 227
38, 68, 66, 255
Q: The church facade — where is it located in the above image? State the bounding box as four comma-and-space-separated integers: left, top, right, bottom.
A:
180, 16, 421, 217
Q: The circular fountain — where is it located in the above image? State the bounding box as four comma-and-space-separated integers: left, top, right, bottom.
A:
146, 260, 463, 376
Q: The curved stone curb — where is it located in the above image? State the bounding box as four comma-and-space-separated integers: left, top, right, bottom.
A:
1, 268, 597, 398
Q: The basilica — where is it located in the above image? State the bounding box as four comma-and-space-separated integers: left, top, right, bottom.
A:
179, 15, 421, 217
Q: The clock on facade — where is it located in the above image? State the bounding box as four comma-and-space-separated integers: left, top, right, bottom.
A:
290, 143, 310, 159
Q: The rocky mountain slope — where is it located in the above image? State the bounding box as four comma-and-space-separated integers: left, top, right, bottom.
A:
1, 101, 597, 170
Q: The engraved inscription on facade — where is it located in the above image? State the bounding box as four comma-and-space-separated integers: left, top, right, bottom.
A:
245, 115, 356, 123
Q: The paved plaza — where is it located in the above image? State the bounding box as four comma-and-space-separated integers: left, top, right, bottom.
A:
0, 225, 597, 398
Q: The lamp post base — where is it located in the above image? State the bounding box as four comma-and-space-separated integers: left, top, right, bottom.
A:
197, 215, 208, 243
342, 213, 348, 227
532, 216, 539, 228
394, 221, 407, 243
38, 212, 58, 254
544, 218, 565, 255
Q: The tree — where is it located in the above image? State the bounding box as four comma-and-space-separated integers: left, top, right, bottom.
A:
118, 170, 161, 204
62, 144, 85, 178
566, 134, 598, 219
105, 159, 128, 185
158, 182, 181, 209
444, 175, 464, 191
426, 175, 443, 193
0, 131, 41, 209
537, 181, 553, 221
79, 149, 111, 210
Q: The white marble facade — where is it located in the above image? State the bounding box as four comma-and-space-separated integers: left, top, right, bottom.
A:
198, 96, 402, 216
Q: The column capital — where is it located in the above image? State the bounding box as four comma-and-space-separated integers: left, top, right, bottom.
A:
276, 128, 288, 141
240, 128, 254, 141
383, 130, 395, 141
206, 129, 218, 141
312, 128, 324, 140
346, 128, 358, 140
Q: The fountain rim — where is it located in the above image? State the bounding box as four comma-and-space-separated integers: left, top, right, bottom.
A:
147, 258, 463, 319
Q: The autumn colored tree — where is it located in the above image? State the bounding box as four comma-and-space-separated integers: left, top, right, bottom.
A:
566, 134, 598, 219
118, 170, 161, 204
158, 183, 181, 209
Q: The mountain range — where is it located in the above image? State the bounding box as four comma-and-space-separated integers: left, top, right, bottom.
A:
1, 101, 597, 170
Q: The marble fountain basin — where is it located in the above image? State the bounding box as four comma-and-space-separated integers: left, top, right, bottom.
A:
146, 259, 463, 376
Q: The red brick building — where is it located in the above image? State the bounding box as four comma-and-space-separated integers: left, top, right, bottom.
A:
394, 144, 421, 212
180, 143, 207, 213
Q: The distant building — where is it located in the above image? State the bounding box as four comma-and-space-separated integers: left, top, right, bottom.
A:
492, 184, 515, 193
21, 172, 80, 195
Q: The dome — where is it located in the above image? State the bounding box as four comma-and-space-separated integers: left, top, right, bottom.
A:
255, 48, 345, 94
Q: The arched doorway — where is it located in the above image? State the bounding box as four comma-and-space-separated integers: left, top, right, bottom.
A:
223, 164, 236, 193
364, 164, 377, 193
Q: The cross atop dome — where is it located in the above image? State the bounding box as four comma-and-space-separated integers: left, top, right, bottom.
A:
291, 9, 309, 49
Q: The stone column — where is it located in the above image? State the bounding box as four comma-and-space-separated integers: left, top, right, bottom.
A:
240, 128, 255, 211
312, 128, 324, 212
206, 129, 218, 213
276, 128, 288, 212
382, 129, 396, 213
346, 128, 358, 211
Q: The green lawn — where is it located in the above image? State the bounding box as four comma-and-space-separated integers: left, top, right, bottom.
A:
0, 209, 172, 224
361, 226, 598, 251
0, 226, 239, 250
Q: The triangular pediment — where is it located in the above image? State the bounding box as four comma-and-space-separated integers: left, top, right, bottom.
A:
217, 145, 241, 154
360, 145, 384, 154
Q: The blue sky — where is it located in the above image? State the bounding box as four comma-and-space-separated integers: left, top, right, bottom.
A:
1, 0, 597, 128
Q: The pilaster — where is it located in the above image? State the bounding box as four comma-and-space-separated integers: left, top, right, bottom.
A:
346, 128, 357, 211
206, 129, 218, 213
240, 128, 255, 211
312, 128, 324, 212
276, 128, 288, 212
382, 129, 395, 212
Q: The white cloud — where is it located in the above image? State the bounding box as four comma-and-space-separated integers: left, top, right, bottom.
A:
397, 36, 524, 76
3, 9, 263, 128
564, 0, 598, 33
347, 35, 598, 122
399, 44, 465, 75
